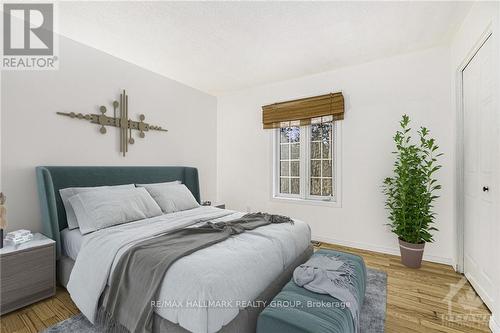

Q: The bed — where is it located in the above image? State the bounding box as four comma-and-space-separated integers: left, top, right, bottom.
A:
36, 166, 313, 333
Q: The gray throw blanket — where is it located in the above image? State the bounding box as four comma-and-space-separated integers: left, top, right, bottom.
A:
293, 255, 361, 333
96, 212, 293, 333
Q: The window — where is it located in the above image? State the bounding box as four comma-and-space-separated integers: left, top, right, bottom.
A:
274, 117, 338, 202
263, 91, 344, 204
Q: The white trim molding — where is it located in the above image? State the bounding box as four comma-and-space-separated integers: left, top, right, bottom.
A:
312, 234, 453, 266
491, 315, 500, 333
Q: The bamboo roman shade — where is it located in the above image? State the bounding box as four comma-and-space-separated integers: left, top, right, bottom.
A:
262, 92, 344, 129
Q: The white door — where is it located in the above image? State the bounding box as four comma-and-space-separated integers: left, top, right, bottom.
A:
463, 33, 498, 310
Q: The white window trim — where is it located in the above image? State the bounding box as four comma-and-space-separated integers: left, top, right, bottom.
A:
270, 121, 342, 207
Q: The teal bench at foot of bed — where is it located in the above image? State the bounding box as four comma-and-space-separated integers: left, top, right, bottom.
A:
257, 249, 367, 333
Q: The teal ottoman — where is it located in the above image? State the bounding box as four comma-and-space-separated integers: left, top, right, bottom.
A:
257, 249, 367, 333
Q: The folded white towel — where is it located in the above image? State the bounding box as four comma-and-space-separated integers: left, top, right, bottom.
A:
6, 233, 33, 245
6, 233, 32, 240
6, 229, 31, 238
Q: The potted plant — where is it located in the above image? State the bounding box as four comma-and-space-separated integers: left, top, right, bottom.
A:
382, 115, 442, 268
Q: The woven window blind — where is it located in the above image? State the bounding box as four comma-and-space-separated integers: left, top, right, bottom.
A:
262, 92, 344, 129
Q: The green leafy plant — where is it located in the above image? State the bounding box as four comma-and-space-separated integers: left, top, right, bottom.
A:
382, 115, 443, 244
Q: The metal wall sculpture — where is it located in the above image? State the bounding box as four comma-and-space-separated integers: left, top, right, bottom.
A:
57, 90, 167, 156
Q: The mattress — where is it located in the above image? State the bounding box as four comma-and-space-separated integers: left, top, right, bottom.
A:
60, 227, 84, 261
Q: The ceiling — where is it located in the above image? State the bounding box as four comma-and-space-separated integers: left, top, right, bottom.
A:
58, 1, 472, 95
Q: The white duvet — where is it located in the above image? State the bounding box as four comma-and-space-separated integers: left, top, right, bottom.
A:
67, 206, 311, 333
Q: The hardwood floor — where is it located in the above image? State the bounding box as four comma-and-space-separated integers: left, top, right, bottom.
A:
0, 287, 79, 333
0, 242, 492, 333
320, 243, 491, 333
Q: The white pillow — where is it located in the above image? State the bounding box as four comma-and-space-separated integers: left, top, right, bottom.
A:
138, 183, 199, 213
68, 187, 162, 235
60, 184, 135, 229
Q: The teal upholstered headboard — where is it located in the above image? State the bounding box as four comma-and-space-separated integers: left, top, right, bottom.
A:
36, 166, 200, 258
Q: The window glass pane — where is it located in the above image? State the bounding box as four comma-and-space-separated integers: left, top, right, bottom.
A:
290, 143, 300, 160
311, 142, 321, 159
322, 160, 332, 177
322, 123, 332, 141
322, 141, 331, 159
311, 124, 321, 141
280, 161, 289, 176
322, 178, 333, 196
280, 128, 289, 143
280, 144, 290, 159
311, 160, 321, 177
290, 161, 300, 177
311, 178, 321, 195
281, 127, 300, 143
280, 178, 289, 193
291, 178, 300, 194
289, 127, 300, 143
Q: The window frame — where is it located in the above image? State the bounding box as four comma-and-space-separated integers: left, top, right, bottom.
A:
272, 121, 342, 206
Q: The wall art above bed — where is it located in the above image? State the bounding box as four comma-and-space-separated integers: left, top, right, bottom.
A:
56, 89, 168, 156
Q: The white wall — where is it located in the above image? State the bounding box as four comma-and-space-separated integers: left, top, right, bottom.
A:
1, 36, 218, 233
450, 2, 500, 331
217, 46, 454, 264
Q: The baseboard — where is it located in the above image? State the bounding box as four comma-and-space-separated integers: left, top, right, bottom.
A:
312, 234, 453, 266
491, 315, 500, 333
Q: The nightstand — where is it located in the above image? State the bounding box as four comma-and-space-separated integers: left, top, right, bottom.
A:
0, 233, 56, 315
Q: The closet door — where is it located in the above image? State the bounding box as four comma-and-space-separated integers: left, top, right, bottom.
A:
462, 34, 498, 310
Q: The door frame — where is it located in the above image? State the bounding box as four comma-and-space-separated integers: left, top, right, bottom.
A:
455, 25, 493, 274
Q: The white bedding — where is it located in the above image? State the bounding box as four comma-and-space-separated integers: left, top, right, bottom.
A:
66, 206, 311, 333
61, 228, 84, 260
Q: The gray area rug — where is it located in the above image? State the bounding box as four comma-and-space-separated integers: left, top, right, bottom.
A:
44, 268, 386, 333
360, 268, 387, 332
